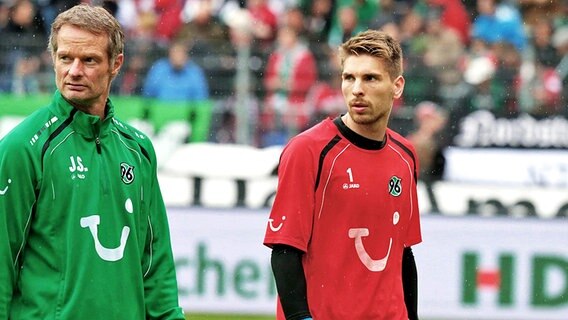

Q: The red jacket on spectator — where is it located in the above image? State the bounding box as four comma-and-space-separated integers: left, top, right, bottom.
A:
154, 0, 184, 41
264, 49, 317, 106
428, 0, 471, 45
263, 25, 318, 128
248, 0, 278, 46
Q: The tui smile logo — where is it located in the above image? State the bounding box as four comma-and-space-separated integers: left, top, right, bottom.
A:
268, 216, 286, 232
0, 179, 12, 196
348, 228, 392, 272
80, 198, 133, 262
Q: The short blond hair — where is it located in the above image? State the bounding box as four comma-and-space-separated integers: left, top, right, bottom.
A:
48, 4, 124, 63
338, 29, 403, 79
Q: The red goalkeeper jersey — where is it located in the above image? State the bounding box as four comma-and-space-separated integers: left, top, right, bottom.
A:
264, 117, 422, 320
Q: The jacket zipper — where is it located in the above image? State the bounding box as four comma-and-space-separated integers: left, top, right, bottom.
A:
95, 137, 101, 154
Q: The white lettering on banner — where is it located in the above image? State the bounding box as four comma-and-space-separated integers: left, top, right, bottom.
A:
167, 209, 568, 319
454, 110, 568, 148
169, 209, 277, 314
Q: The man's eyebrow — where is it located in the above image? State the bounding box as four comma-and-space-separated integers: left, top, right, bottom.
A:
57, 50, 104, 58
342, 71, 381, 76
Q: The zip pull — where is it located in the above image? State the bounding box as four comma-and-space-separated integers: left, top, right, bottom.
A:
95, 137, 101, 154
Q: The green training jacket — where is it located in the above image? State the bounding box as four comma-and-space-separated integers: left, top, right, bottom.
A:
0, 91, 185, 319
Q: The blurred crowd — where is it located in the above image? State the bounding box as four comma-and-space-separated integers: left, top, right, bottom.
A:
0, 0, 567, 155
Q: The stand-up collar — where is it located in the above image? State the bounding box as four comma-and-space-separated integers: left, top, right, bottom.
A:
48, 90, 115, 139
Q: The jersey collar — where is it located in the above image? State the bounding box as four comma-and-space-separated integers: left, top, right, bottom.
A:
333, 116, 387, 150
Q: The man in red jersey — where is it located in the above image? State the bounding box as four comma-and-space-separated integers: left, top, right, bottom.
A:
264, 29, 422, 320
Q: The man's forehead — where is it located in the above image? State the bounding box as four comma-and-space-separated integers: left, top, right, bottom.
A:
342, 56, 385, 73
56, 26, 108, 50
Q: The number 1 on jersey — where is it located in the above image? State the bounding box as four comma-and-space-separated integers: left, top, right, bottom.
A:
347, 167, 354, 183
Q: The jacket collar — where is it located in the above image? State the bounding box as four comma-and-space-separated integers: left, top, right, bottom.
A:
48, 90, 115, 139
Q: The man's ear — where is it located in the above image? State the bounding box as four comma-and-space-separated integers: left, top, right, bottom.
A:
393, 75, 405, 99
111, 53, 124, 77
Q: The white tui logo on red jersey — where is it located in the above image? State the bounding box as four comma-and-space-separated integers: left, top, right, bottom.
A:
268, 215, 286, 232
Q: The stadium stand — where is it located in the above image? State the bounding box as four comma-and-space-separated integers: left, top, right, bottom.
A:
0, 0, 567, 217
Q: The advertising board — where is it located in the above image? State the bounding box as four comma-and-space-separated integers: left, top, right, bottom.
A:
168, 208, 568, 319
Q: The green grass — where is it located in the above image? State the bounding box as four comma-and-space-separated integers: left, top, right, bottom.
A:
185, 314, 273, 320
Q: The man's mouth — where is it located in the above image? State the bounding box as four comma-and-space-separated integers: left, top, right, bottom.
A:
66, 83, 86, 90
351, 101, 368, 111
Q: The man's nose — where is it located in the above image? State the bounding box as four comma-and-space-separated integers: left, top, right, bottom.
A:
68, 59, 83, 76
352, 79, 364, 96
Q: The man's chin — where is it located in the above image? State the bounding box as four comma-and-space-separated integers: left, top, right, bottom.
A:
61, 92, 92, 108
349, 113, 377, 126
62, 88, 89, 100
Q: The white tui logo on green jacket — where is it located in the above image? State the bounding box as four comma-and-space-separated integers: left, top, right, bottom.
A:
80, 198, 133, 261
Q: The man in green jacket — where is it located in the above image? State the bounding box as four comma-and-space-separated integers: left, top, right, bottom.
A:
0, 4, 185, 319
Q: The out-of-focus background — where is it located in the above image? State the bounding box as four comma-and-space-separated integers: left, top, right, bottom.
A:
1, 0, 567, 319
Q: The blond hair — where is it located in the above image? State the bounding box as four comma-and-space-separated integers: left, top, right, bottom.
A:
48, 4, 124, 64
338, 29, 403, 79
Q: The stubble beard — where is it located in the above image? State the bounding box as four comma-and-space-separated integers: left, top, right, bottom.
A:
348, 109, 387, 127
